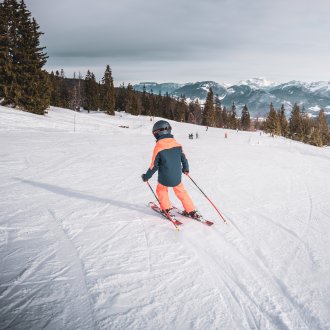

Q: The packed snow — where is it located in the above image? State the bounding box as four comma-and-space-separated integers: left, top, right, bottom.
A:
1, 105, 330, 330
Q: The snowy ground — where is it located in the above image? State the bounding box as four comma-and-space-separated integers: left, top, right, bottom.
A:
1, 105, 330, 330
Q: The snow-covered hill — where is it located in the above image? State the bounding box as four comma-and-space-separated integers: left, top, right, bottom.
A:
1, 106, 330, 329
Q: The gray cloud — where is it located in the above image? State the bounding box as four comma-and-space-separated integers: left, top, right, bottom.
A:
25, 0, 330, 84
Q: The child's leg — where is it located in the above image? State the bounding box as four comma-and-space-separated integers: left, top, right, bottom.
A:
173, 182, 195, 213
156, 183, 171, 210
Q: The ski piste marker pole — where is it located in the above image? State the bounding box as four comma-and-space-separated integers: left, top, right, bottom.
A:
146, 180, 180, 231
185, 173, 228, 224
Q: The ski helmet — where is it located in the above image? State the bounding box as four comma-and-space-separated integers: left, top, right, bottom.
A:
152, 120, 172, 139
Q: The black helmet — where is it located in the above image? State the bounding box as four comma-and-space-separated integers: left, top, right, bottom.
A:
152, 120, 172, 139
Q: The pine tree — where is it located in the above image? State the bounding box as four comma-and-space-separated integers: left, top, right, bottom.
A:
154, 92, 162, 117
194, 99, 203, 125
278, 104, 288, 137
83, 70, 92, 111
76, 71, 83, 111
58, 69, 70, 108
0, 1, 12, 99
67, 72, 81, 111
289, 103, 303, 140
202, 88, 215, 127
49, 71, 56, 105
240, 104, 251, 131
100, 65, 115, 115
309, 128, 323, 147
316, 109, 330, 146
124, 83, 134, 113
0, 0, 50, 114
174, 96, 186, 122
16, 14, 50, 114
222, 106, 228, 128
130, 93, 138, 116
84, 70, 99, 111
301, 112, 313, 143
130, 92, 143, 116
214, 96, 223, 128
187, 99, 201, 124
115, 83, 126, 111
49, 70, 62, 107
265, 103, 280, 135
228, 103, 237, 129
158, 93, 167, 119
144, 96, 151, 116
141, 84, 149, 115
14, 1, 49, 112
149, 94, 157, 117
161, 92, 172, 119
0, 0, 20, 105
254, 114, 261, 131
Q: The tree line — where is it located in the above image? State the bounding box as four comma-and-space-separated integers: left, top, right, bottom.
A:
264, 102, 329, 147
115, 84, 252, 131
49, 66, 115, 115
199, 88, 329, 147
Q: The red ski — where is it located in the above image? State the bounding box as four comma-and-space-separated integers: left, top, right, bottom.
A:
149, 202, 183, 227
171, 206, 214, 226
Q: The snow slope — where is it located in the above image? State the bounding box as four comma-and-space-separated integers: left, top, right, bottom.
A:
1, 105, 330, 330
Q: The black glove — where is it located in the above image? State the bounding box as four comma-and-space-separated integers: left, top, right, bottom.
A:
141, 174, 147, 182
182, 169, 189, 175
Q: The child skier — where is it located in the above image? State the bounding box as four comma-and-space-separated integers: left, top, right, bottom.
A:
141, 120, 200, 219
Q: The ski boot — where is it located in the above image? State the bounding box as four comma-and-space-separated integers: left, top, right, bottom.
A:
161, 208, 174, 217
182, 210, 202, 220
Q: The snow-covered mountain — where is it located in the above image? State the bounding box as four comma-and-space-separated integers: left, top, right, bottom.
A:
1, 105, 330, 329
133, 81, 227, 99
174, 81, 227, 101
133, 79, 330, 120
237, 77, 278, 89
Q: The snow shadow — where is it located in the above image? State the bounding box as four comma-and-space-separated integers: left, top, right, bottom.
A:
13, 178, 150, 215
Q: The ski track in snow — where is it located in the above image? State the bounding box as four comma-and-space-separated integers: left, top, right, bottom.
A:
1, 106, 330, 329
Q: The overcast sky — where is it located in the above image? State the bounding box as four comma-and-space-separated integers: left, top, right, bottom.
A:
25, 0, 330, 86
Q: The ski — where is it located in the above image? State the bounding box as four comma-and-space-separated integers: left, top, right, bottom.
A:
148, 202, 183, 226
171, 206, 214, 226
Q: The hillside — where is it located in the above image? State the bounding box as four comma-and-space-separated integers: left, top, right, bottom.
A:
1, 106, 330, 329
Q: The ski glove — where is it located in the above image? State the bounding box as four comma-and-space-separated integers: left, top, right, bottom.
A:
182, 169, 189, 175
141, 174, 148, 182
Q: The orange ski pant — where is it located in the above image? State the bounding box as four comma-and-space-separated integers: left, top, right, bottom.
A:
156, 182, 195, 213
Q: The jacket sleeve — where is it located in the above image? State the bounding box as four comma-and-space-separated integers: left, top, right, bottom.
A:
181, 150, 189, 172
145, 148, 161, 180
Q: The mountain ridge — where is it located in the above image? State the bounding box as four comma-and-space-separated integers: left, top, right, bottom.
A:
133, 79, 330, 119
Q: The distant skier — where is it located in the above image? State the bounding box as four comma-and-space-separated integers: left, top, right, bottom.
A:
141, 120, 200, 219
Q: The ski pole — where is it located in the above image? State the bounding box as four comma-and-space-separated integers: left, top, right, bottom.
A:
146, 180, 159, 204
146, 180, 180, 231
185, 173, 227, 224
